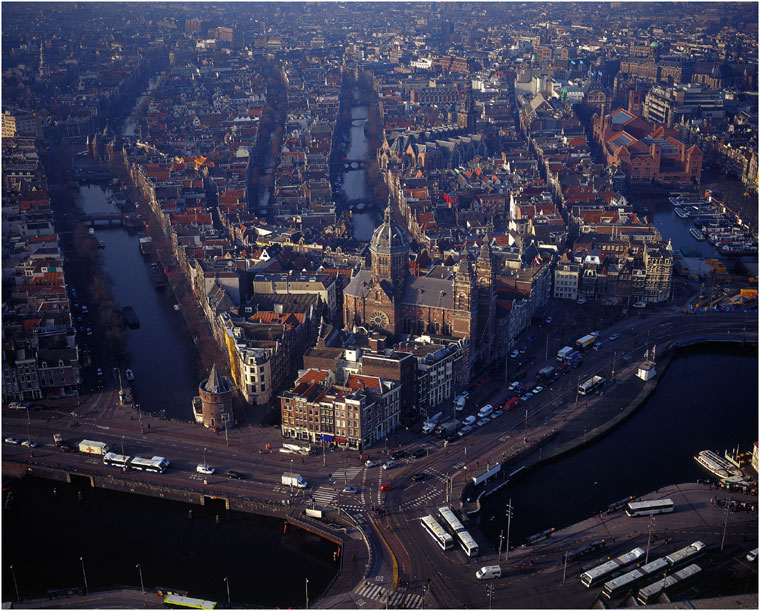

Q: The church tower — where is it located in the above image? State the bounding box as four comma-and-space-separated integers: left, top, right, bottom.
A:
457, 79, 477, 132
370, 196, 409, 295
451, 251, 477, 339
474, 238, 496, 356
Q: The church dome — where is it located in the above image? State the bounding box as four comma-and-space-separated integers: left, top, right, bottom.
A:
370, 198, 409, 256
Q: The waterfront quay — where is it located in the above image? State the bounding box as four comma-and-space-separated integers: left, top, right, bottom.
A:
3, 311, 757, 609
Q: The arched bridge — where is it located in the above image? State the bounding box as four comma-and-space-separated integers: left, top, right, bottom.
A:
82, 212, 123, 227
343, 160, 365, 171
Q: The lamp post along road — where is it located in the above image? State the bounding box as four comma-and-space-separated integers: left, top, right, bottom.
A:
505, 499, 514, 561
224, 577, 230, 605
80, 556, 89, 595
10, 565, 20, 601
305, 577, 309, 609
136, 563, 144, 595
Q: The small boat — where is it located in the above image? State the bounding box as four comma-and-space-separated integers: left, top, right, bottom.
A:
689, 228, 705, 241
674, 207, 690, 219
125, 369, 135, 382
173, 304, 181, 312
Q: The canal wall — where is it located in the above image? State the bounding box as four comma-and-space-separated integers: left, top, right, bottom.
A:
468, 336, 757, 516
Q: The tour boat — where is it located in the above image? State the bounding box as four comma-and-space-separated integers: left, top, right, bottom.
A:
693, 450, 743, 480
689, 228, 705, 241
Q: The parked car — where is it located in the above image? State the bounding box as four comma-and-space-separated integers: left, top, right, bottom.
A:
4, 436, 20, 444
196, 464, 214, 475
382, 460, 396, 470
477, 418, 491, 427
521, 392, 533, 400
462, 415, 477, 426
342, 486, 358, 494
632, 301, 647, 308
490, 410, 503, 419
226, 470, 245, 480
411, 473, 426, 482
510, 350, 519, 358
21, 440, 38, 448
532, 386, 544, 394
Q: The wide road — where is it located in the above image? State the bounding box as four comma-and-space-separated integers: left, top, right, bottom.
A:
3, 309, 757, 609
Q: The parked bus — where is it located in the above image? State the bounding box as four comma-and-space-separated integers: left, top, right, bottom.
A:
163, 594, 217, 609
579, 547, 645, 588
665, 541, 706, 568
438, 506, 478, 557
625, 498, 674, 517
601, 557, 669, 600
420, 515, 454, 551
635, 563, 701, 605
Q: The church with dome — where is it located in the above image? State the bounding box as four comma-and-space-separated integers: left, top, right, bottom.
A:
343, 198, 495, 373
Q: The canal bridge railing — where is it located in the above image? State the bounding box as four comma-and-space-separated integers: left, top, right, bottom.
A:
82, 212, 124, 226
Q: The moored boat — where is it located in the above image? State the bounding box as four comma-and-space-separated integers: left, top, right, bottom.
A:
674, 207, 690, 219
125, 369, 135, 381
694, 450, 743, 480
689, 228, 705, 241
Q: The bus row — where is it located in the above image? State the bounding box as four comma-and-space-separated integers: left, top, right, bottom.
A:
420, 507, 479, 557
103, 451, 170, 473
580, 540, 706, 589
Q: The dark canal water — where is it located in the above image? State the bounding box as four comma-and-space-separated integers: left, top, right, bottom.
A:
77, 185, 200, 420
2, 477, 338, 607
481, 344, 758, 548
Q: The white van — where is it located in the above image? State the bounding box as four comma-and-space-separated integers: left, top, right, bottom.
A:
422, 421, 437, 434
476, 565, 501, 580
477, 404, 494, 419
455, 396, 466, 412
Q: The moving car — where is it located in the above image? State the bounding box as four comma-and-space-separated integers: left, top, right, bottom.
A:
608, 333, 620, 341
342, 486, 358, 494
365, 460, 378, 468
380, 483, 393, 492
510, 350, 519, 358
412, 448, 426, 459
4, 436, 20, 444
196, 464, 215, 475
545, 316, 552, 324
532, 386, 544, 394
21, 440, 38, 448
382, 460, 396, 470
226, 470, 245, 480
411, 473, 426, 482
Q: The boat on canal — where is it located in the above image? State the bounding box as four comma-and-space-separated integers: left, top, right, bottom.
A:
694, 449, 743, 480
689, 228, 705, 241
125, 369, 135, 382
149, 263, 168, 289
674, 207, 690, 219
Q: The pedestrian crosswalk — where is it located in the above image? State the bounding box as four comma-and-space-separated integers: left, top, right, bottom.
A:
423, 466, 448, 481
333, 466, 364, 482
398, 487, 443, 511
311, 485, 338, 507
355, 582, 423, 609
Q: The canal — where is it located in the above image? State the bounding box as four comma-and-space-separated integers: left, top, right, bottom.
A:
342, 101, 380, 241
76, 185, 199, 420
2, 477, 338, 607
481, 344, 758, 549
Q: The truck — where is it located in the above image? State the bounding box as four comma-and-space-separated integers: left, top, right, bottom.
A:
578, 375, 605, 396
281, 472, 308, 488
435, 419, 460, 438
536, 366, 556, 381
557, 346, 574, 362
79, 439, 110, 455
576, 334, 596, 350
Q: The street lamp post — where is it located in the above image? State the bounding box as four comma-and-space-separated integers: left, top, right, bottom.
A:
721, 497, 731, 551
305, 577, 309, 609
136, 563, 144, 595
290, 458, 294, 492
80, 556, 89, 595
505, 499, 514, 561
224, 577, 230, 605
121, 435, 125, 456
203, 447, 207, 469
10, 565, 20, 601
498, 529, 504, 562
645, 517, 656, 564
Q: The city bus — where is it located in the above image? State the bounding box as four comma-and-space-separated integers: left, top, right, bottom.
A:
601, 557, 669, 599
103, 452, 130, 469
163, 594, 217, 609
665, 541, 706, 568
579, 547, 645, 588
625, 498, 674, 517
420, 515, 454, 551
438, 506, 478, 556
130, 455, 170, 474
635, 563, 701, 605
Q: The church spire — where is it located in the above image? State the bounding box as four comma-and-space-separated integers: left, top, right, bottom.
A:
384, 194, 393, 223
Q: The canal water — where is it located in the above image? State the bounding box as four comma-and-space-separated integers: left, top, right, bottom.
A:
2, 476, 338, 607
77, 185, 199, 419
343, 103, 380, 241
481, 344, 758, 548
121, 76, 161, 138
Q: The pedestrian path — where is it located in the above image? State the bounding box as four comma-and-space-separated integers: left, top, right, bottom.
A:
355, 582, 423, 609
311, 485, 338, 507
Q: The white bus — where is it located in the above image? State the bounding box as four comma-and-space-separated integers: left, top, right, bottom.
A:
103, 452, 130, 469
420, 515, 454, 551
130, 455, 170, 474
665, 541, 706, 568
625, 498, 674, 517
438, 506, 478, 557
602, 557, 669, 599
579, 547, 645, 588
635, 563, 701, 605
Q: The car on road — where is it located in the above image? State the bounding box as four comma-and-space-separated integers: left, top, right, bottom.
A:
510, 350, 519, 358
490, 410, 502, 419
545, 316, 552, 324
391, 450, 408, 460
365, 460, 378, 468
59, 443, 75, 453
4, 436, 20, 445
21, 440, 38, 448
632, 301, 647, 308
412, 448, 426, 459
196, 464, 215, 475
593, 341, 603, 351
462, 415, 477, 426
521, 392, 533, 400
532, 386, 544, 394
457, 425, 473, 438
96, 368, 103, 376
477, 418, 491, 427
342, 486, 358, 494
576, 297, 587, 305
608, 333, 620, 341
382, 460, 396, 470
86, 327, 92, 336
380, 483, 393, 492
460, 391, 469, 398
411, 473, 426, 482
226, 470, 245, 480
